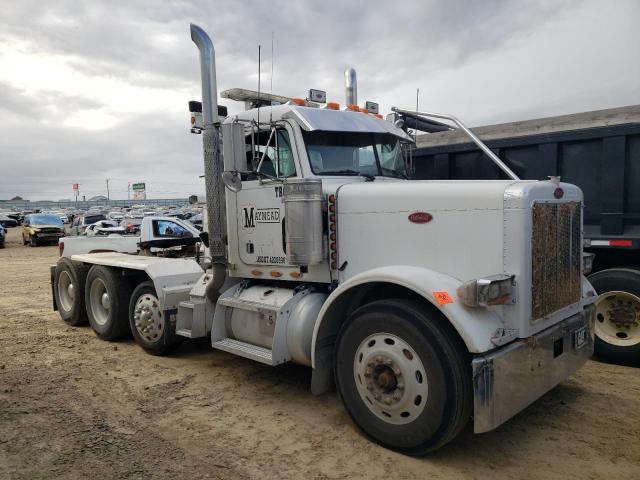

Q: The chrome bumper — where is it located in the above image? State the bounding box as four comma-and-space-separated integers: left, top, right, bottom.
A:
472, 304, 595, 433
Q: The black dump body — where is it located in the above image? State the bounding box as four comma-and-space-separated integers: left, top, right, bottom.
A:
411, 105, 640, 272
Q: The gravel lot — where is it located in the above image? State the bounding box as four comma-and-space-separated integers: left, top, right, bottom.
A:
1, 226, 638, 480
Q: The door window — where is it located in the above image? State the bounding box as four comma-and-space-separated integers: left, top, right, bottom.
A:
246, 128, 296, 179
152, 220, 192, 238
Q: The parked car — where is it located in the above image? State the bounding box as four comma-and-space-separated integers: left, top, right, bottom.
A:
188, 213, 203, 231
122, 218, 143, 234
0, 215, 19, 228
22, 214, 64, 246
86, 220, 127, 236
69, 213, 107, 235
0, 225, 6, 248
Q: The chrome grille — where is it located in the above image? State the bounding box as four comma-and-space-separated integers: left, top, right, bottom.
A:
531, 202, 581, 320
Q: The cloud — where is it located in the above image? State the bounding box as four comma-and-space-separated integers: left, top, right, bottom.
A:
0, 0, 638, 200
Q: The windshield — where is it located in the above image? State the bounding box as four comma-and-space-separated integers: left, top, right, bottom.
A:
30, 215, 63, 226
303, 131, 407, 178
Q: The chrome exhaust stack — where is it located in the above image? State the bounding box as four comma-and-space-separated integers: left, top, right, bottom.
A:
345, 67, 357, 106
190, 23, 226, 296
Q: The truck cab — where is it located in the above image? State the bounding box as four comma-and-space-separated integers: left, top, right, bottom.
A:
50, 24, 596, 455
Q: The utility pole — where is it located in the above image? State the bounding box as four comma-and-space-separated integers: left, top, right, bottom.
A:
106, 178, 110, 201
127, 182, 131, 201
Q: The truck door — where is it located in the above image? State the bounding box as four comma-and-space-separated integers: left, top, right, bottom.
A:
235, 126, 298, 267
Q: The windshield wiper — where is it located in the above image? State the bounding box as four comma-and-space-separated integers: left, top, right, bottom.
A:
319, 169, 375, 181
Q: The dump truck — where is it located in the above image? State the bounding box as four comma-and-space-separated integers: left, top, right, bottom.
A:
51, 24, 596, 454
405, 105, 640, 364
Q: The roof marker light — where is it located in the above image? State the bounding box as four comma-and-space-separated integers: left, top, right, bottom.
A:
325, 102, 340, 110
289, 98, 306, 106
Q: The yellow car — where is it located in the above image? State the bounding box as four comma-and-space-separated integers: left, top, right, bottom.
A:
22, 214, 65, 247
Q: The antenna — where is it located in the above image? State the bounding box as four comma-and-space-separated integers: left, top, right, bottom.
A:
415, 88, 420, 143
270, 32, 274, 123
257, 44, 261, 126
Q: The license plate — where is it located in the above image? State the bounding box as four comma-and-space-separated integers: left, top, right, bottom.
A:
573, 326, 587, 349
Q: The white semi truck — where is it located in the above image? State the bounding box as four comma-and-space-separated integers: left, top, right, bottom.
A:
51, 24, 596, 454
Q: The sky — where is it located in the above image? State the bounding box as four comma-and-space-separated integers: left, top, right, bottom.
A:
0, 0, 638, 201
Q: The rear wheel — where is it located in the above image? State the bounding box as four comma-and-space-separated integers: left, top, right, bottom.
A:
29, 236, 37, 247
129, 281, 182, 355
335, 299, 472, 455
54, 258, 89, 326
589, 268, 640, 363
85, 265, 132, 341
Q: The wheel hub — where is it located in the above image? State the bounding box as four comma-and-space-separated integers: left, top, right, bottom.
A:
595, 291, 640, 346
133, 294, 164, 342
354, 333, 428, 425
101, 292, 110, 310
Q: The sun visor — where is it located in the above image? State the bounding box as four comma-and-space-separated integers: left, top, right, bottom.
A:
283, 106, 414, 142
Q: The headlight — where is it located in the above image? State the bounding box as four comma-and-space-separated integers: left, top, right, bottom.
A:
456, 274, 515, 307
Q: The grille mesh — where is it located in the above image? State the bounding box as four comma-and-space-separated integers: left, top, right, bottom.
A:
531, 202, 581, 319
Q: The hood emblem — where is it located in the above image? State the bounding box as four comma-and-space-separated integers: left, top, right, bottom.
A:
408, 212, 433, 224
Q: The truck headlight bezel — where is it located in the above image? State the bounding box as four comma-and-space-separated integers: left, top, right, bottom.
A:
456, 274, 516, 307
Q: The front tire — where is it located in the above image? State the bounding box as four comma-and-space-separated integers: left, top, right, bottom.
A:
588, 268, 640, 364
129, 281, 182, 355
85, 265, 132, 341
54, 258, 89, 326
335, 299, 472, 455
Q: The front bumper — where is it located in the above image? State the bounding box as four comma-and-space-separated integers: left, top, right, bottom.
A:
472, 303, 595, 433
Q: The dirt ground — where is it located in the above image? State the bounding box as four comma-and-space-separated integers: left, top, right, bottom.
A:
0, 226, 638, 480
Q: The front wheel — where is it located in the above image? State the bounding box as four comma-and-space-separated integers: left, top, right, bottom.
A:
589, 268, 640, 364
129, 281, 182, 355
335, 299, 472, 455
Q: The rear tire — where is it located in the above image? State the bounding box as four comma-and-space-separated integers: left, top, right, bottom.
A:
85, 265, 132, 341
54, 258, 89, 326
335, 299, 472, 455
129, 281, 182, 355
588, 268, 640, 364
29, 236, 37, 247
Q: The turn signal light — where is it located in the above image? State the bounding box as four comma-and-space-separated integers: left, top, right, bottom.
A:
582, 252, 595, 275
456, 274, 515, 307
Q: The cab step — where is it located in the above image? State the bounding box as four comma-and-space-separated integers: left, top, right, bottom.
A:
212, 338, 274, 365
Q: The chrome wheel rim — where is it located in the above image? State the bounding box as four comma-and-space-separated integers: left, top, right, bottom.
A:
133, 293, 164, 342
89, 278, 110, 326
58, 271, 74, 313
595, 291, 640, 347
353, 332, 428, 425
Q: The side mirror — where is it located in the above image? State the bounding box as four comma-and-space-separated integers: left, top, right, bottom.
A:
199, 231, 209, 247
221, 122, 247, 173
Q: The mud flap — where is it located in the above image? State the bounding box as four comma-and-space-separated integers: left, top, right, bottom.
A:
50, 264, 58, 311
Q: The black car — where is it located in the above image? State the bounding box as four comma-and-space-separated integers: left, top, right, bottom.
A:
0, 215, 19, 228
0, 225, 6, 248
